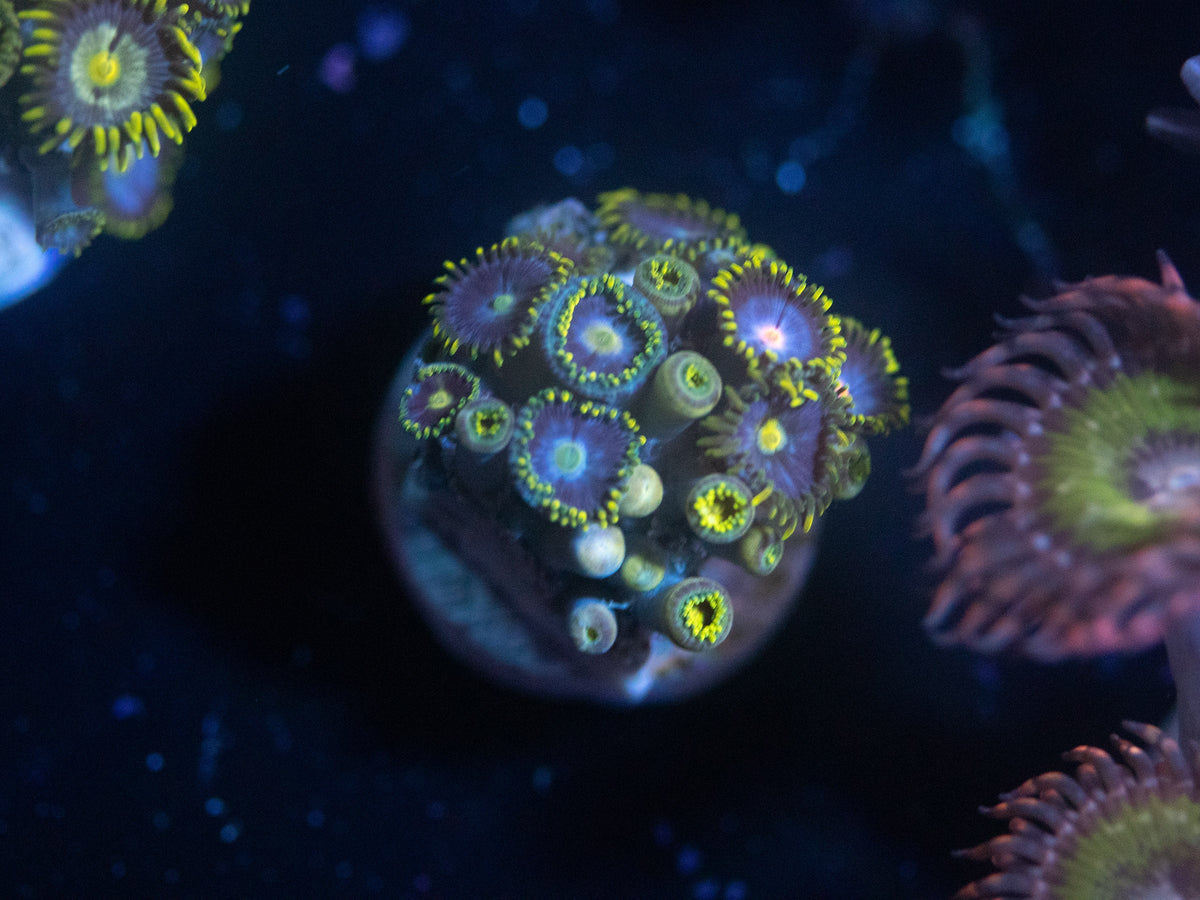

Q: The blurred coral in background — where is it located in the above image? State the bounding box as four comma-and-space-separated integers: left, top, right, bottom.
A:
0, 0, 247, 307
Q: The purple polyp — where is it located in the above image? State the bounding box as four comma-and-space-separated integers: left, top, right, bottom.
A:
561, 292, 641, 377
728, 396, 822, 502
435, 249, 562, 355
517, 399, 629, 516
734, 292, 817, 360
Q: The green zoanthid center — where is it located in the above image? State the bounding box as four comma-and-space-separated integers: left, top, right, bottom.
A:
756, 417, 787, 454
1055, 792, 1200, 900
88, 50, 121, 87
489, 292, 516, 315
1038, 371, 1200, 552
426, 387, 454, 411
72, 24, 147, 110
581, 321, 622, 357
552, 439, 587, 478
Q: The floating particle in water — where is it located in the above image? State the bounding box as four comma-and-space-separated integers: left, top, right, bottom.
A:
775, 160, 807, 195
553, 144, 584, 177
111, 694, 145, 720
357, 5, 409, 61
319, 43, 357, 93
197, 711, 227, 787
531, 765, 553, 794
677, 845, 702, 876
518, 96, 548, 129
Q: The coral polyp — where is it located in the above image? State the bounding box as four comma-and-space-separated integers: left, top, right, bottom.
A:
835, 317, 909, 435
641, 349, 722, 426
374, 189, 905, 703
509, 388, 642, 530
699, 362, 850, 535
646, 577, 733, 652
542, 273, 666, 401
953, 722, 1200, 900
454, 395, 514, 455
425, 237, 573, 366
916, 254, 1200, 661
17, 0, 206, 170
568, 599, 619, 655
596, 187, 746, 257
708, 257, 845, 372
399, 362, 480, 439
0, 0, 245, 286
685, 473, 757, 544
633, 253, 701, 321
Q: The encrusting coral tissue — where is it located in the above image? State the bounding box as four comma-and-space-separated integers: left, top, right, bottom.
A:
373, 188, 908, 704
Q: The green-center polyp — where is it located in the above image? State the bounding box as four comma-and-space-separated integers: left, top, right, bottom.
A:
1056, 793, 1200, 900
553, 439, 587, 478
88, 50, 121, 87
582, 321, 622, 356
756, 418, 786, 454
1039, 371, 1200, 551
427, 388, 454, 410
490, 292, 516, 314
72, 24, 146, 109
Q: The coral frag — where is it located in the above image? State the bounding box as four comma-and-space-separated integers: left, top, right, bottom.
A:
374, 189, 906, 703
